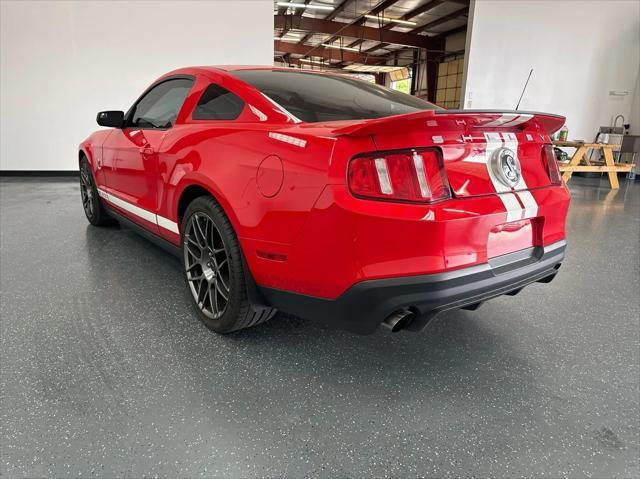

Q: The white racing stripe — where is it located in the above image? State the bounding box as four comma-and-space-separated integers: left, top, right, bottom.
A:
482, 114, 515, 127
482, 114, 533, 128
156, 215, 180, 234
484, 132, 523, 222
500, 114, 533, 128
500, 191, 524, 222
501, 132, 538, 219
517, 190, 538, 219
97, 188, 179, 234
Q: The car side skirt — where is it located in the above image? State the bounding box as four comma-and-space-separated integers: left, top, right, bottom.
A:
103, 204, 273, 311
104, 205, 182, 258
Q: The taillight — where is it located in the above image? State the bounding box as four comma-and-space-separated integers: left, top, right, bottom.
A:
542, 144, 562, 185
348, 148, 451, 203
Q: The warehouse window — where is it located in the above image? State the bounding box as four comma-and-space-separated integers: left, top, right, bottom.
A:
193, 84, 245, 120
391, 78, 411, 94
435, 58, 464, 109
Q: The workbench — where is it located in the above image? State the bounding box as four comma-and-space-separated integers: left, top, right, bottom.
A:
553, 140, 634, 189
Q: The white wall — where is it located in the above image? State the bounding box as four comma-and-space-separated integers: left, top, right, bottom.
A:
629, 72, 640, 135
0, 0, 273, 171
464, 0, 640, 141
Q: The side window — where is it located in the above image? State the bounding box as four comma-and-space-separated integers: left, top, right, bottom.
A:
129, 78, 193, 129
193, 84, 245, 120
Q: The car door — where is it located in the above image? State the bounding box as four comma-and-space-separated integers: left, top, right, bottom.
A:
101, 77, 194, 232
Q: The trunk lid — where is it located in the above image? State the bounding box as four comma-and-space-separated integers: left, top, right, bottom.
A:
331, 110, 565, 199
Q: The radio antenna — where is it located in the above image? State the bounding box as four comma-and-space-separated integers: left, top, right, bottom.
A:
515, 69, 533, 111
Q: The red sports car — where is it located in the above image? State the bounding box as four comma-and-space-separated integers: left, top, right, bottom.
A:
79, 66, 569, 334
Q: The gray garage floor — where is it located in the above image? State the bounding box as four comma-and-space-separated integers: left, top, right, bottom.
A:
1, 176, 638, 478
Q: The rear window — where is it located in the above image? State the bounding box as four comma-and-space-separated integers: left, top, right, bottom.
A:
231, 69, 440, 123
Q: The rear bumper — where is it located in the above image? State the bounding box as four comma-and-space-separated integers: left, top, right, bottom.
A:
258, 240, 566, 334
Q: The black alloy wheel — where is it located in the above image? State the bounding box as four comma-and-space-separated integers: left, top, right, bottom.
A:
79, 158, 111, 226
181, 196, 276, 333
183, 211, 231, 320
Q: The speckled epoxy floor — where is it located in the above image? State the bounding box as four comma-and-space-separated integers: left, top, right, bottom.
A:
1, 176, 638, 478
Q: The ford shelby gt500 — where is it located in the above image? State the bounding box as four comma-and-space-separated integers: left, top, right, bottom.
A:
79, 66, 569, 334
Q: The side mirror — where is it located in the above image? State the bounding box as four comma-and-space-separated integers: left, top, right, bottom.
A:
96, 110, 124, 128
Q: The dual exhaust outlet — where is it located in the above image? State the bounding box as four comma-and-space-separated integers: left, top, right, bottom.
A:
382, 309, 416, 333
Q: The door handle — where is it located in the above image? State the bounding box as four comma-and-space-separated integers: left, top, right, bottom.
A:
140, 146, 154, 155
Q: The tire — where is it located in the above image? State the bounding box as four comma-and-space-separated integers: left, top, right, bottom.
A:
79, 157, 112, 226
181, 196, 276, 333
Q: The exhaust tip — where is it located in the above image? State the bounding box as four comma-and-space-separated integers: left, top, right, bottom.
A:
382, 309, 416, 333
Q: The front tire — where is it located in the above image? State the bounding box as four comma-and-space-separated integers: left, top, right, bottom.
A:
181, 196, 275, 333
80, 157, 111, 226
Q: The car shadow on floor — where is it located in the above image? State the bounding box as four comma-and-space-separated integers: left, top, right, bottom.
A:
83, 221, 541, 396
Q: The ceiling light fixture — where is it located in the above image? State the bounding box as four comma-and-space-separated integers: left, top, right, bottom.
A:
276, 2, 335, 11
299, 58, 328, 65
363, 14, 417, 26
275, 33, 299, 40
321, 43, 360, 52
343, 64, 408, 73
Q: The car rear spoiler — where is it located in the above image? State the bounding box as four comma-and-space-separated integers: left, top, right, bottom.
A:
332, 109, 566, 137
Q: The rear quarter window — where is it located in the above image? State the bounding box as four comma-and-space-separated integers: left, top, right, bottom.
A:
193, 84, 245, 120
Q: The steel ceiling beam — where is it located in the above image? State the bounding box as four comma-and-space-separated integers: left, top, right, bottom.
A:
372, 25, 467, 61
274, 15, 439, 49
274, 56, 345, 71
341, 0, 457, 60
296, 0, 351, 46
436, 24, 468, 38
274, 40, 386, 64
317, 0, 401, 47
362, 27, 465, 56
276, 0, 312, 38
409, 6, 468, 34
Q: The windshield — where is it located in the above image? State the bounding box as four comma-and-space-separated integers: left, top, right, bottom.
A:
231, 69, 441, 123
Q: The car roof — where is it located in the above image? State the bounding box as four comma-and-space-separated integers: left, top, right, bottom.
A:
162, 65, 334, 78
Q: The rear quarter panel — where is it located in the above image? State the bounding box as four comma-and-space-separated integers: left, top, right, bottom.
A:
156, 123, 337, 247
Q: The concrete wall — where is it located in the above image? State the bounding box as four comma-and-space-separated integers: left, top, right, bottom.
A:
464, 0, 640, 141
0, 0, 273, 171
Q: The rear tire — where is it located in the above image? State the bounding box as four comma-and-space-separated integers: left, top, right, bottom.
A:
80, 157, 112, 226
181, 196, 275, 333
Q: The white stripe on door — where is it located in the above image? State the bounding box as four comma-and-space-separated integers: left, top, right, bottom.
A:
97, 188, 179, 234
